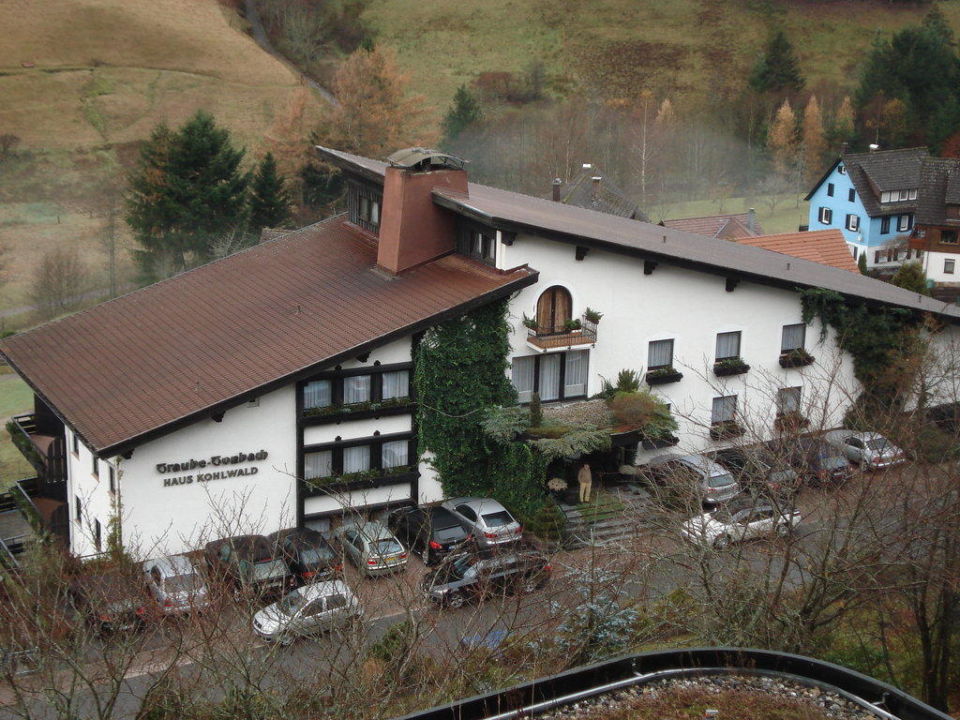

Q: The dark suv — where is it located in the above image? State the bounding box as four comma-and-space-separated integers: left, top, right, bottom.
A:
787, 438, 855, 485
421, 545, 551, 608
713, 446, 801, 498
204, 535, 295, 600
268, 528, 341, 585
387, 506, 468, 566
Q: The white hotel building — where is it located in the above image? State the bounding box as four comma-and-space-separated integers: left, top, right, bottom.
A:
4, 147, 960, 557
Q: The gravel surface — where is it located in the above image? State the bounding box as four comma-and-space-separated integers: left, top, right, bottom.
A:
538, 673, 882, 720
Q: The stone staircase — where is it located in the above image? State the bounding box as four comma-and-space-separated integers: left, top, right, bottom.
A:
558, 485, 652, 548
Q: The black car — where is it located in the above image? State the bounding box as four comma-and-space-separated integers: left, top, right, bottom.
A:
420, 545, 551, 608
204, 535, 295, 600
70, 567, 149, 632
713, 446, 801, 498
387, 506, 469, 566
788, 438, 855, 485
268, 528, 341, 584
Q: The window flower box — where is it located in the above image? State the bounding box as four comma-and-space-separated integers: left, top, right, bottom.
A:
305, 464, 415, 489
640, 433, 680, 450
779, 348, 815, 368
302, 396, 411, 419
774, 412, 810, 433
713, 357, 750, 377
710, 420, 744, 441
645, 367, 683, 386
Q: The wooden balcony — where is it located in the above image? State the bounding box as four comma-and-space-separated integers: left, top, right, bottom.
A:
9, 414, 67, 495
526, 316, 598, 350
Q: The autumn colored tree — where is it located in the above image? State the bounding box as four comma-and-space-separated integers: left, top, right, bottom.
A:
313, 45, 430, 158
768, 99, 798, 177
801, 95, 826, 183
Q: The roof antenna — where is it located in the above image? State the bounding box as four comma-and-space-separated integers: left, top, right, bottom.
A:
662, 235, 667, 243
786, 262, 791, 270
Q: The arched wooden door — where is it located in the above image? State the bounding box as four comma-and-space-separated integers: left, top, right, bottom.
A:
536, 286, 572, 333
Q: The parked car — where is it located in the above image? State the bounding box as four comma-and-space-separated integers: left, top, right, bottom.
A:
387, 506, 469, 566
70, 568, 149, 631
333, 521, 408, 576
713, 446, 801, 497
680, 498, 801, 548
421, 545, 551, 608
142, 554, 211, 614
204, 535, 295, 600
268, 528, 341, 585
824, 430, 907, 470
636, 453, 741, 505
440, 498, 523, 547
786, 437, 856, 484
252, 580, 361, 644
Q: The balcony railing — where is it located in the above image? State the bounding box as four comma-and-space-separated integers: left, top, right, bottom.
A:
526, 315, 598, 350
8, 414, 67, 491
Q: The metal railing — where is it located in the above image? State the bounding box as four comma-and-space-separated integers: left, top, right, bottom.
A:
391, 648, 954, 720
526, 315, 598, 349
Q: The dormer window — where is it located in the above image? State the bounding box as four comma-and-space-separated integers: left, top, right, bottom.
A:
456, 220, 496, 266
880, 189, 918, 203
348, 181, 383, 234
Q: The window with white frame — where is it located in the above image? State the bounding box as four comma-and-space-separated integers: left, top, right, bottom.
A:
715, 331, 741, 360
711, 395, 737, 424
945, 259, 955, 275
897, 214, 913, 232
777, 387, 801, 416
647, 339, 674, 369
510, 350, 588, 403
781, 323, 806, 352
818, 207, 833, 224
838, 164, 846, 175
845, 214, 859, 231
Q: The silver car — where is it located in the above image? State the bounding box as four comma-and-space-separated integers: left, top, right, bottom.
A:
680, 499, 801, 548
333, 521, 408, 576
253, 580, 361, 644
642, 453, 741, 505
440, 497, 523, 547
143, 554, 210, 614
824, 430, 906, 470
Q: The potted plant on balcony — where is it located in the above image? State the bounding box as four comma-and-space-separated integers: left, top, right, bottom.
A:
779, 347, 815, 368
563, 318, 583, 332
583, 308, 603, 325
522, 314, 539, 331
774, 411, 810, 432
645, 366, 683, 385
710, 419, 745, 440
713, 356, 750, 377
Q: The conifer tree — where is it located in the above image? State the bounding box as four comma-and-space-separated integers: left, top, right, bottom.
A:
248, 152, 291, 234
127, 111, 249, 280
891, 261, 928, 294
749, 30, 805, 94
442, 85, 483, 144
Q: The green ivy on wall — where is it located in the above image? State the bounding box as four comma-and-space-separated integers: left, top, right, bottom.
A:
800, 288, 924, 417
415, 300, 548, 520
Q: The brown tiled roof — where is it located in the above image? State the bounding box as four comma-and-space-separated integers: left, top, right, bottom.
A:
736, 230, 858, 273
661, 212, 763, 239
0, 217, 536, 453
318, 147, 960, 321
916, 156, 960, 227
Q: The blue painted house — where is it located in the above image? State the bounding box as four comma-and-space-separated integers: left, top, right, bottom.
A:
805, 147, 929, 270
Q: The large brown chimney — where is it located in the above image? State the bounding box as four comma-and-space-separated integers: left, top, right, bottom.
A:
377, 148, 468, 274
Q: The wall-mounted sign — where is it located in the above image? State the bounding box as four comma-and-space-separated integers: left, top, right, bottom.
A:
157, 450, 268, 488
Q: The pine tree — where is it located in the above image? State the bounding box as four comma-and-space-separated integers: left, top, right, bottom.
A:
858, 252, 868, 275
891, 261, 929, 294
768, 99, 798, 177
802, 95, 827, 183
749, 30, 805, 94
248, 152, 291, 234
442, 85, 482, 144
127, 111, 249, 280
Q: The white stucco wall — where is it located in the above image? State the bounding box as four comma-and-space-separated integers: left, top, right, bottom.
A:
920, 250, 960, 284
65, 428, 119, 557
501, 234, 861, 458
114, 385, 298, 558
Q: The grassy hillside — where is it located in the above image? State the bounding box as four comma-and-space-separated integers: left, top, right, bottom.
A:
0, 0, 327, 315
365, 0, 960, 124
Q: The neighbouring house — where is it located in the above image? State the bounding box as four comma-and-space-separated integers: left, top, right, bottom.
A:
911, 156, 960, 286
660, 210, 762, 240
805, 147, 928, 271
735, 229, 859, 273
551, 163, 649, 221
4, 146, 960, 558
